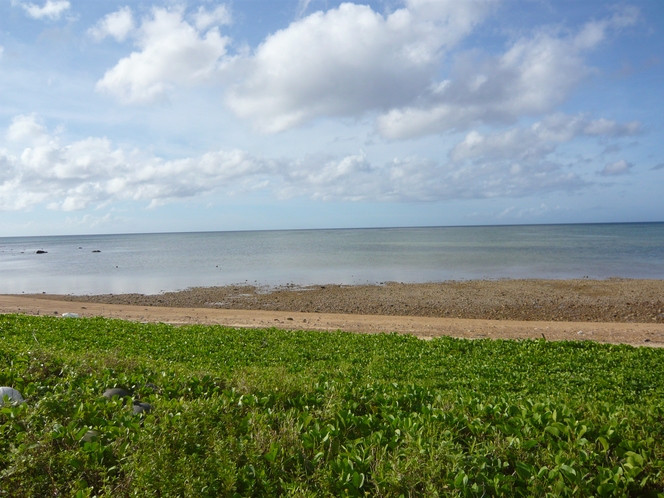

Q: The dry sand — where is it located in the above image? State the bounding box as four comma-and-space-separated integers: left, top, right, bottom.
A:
2, 279, 664, 347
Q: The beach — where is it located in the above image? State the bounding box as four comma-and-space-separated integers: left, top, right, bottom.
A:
3, 278, 664, 347
37, 278, 664, 322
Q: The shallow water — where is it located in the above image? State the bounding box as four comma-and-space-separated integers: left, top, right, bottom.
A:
1, 222, 663, 295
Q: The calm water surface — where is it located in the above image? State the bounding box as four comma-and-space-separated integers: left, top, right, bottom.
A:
1, 223, 663, 295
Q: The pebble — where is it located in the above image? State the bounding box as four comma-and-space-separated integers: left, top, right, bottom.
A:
0, 387, 25, 405
133, 401, 152, 415
103, 387, 155, 416
81, 430, 100, 443
103, 388, 130, 399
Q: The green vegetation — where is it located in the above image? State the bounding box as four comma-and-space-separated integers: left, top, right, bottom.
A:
1, 314, 664, 497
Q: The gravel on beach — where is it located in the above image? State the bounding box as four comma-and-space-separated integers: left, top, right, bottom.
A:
45, 279, 664, 323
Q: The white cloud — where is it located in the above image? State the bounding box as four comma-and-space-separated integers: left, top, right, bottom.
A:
5, 114, 50, 144
225, 0, 496, 132
433, 113, 642, 199
19, 0, 70, 20
96, 1, 638, 140
571, 6, 638, 51
0, 113, 590, 212
450, 114, 640, 163
192, 5, 232, 31
88, 7, 135, 42
277, 152, 585, 202
279, 152, 378, 201
65, 213, 117, 229
0, 111, 642, 212
599, 159, 633, 176
496, 203, 562, 220
0, 117, 273, 211
582, 118, 640, 136
296, 0, 314, 18
96, 7, 230, 104
376, 7, 639, 139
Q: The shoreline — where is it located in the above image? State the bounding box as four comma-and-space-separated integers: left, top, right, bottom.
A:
23, 278, 664, 324
2, 291, 664, 347
3, 278, 664, 346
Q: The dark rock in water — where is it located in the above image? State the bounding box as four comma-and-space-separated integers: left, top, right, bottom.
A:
81, 430, 100, 443
36, 250, 47, 254
92, 250, 101, 253
103, 387, 130, 399
0, 387, 25, 405
133, 401, 152, 415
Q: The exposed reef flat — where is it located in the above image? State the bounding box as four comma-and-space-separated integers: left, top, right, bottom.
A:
36, 278, 664, 323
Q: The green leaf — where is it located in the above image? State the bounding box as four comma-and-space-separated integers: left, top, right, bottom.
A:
351, 471, 365, 489
454, 471, 467, 488
559, 464, 577, 482
515, 461, 534, 480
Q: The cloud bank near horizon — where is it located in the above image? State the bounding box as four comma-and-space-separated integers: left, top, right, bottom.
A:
0, 112, 640, 211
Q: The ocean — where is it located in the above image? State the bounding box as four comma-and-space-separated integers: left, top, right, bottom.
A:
1, 222, 663, 295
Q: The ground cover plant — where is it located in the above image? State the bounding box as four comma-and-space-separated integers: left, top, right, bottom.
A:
1, 314, 664, 497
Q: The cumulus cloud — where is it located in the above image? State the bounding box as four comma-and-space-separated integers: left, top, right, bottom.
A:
1, 110, 643, 211
192, 5, 232, 31
450, 113, 640, 163
599, 159, 633, 176
96, 1, 638, 138
377, 7, 639, 139
277, 152, 584, 202
443, 114, 640, 198
96, 6, 231, 104
17, 0, 70, 20
0, 115, 273, 211
279, 152, 379, 201
225, 0, 496, 132
0, 112, 605, 212
5, 114, 50, 144
88, 7, 135, 42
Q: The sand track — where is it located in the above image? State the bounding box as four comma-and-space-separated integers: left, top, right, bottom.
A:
2, 294, 664, 347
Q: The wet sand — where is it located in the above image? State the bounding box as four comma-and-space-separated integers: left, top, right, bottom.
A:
2, 279, 664, 346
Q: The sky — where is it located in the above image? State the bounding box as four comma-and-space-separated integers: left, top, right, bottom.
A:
0, 0, 662, 236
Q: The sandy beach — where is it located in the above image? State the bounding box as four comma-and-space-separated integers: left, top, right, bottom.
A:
2, 279, 664, 347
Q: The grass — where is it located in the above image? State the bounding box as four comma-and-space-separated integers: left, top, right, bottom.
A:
1, 314, 664, 496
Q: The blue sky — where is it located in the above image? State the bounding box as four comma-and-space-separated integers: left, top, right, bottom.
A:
0, 0, 662, 236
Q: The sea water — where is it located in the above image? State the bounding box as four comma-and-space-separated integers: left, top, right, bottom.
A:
1, 223, 663, 295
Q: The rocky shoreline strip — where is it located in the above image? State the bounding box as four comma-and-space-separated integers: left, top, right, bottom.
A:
36, 278, 664, 324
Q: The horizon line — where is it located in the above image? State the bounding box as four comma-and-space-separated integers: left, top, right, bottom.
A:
2, 220, 663, 239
